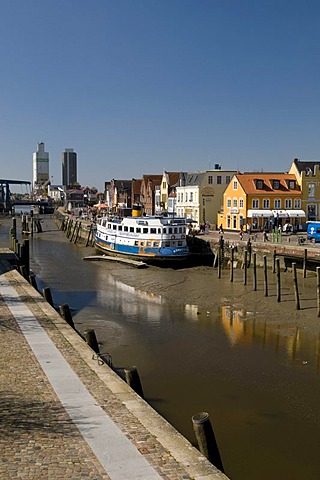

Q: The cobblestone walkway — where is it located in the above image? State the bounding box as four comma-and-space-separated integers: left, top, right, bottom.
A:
0, 256, 228, 480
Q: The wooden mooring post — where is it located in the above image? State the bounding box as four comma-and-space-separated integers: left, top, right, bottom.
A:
263, 255, 268, 297
276, 258, 281, 302
124, 366, 144, 399
230, 247, 234, 282
303, 248, 307, 278
43, 287, 54, 307
244, 250, 248, 285
317, 267, 320, 318
192, 412, 224, 473
253, 253, 257, 291
292, 262, 300, 310
59, 304, 75, 329
84, 329, 100, 354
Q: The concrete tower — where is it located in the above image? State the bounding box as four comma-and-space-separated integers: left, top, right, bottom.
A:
62, 148, 77, 187
33, 142, 49, 191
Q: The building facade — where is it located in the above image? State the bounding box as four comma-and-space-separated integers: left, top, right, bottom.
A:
33, 142, 49, 192
218, 172, 304, 232
62, 148, 77, 187
289, 158, 320, 221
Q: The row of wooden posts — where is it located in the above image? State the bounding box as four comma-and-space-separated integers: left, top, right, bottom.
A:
217, 243, 320, 316
57, 216, 95, 247
10, 217, 225, 473
41, 283, 225, 472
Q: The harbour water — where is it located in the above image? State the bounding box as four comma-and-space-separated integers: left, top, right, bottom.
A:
2, 215, 320, 480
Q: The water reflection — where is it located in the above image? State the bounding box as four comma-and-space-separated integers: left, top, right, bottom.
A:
220, 305, 320, 375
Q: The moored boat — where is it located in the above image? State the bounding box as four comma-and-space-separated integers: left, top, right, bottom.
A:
95, 215, 190, 265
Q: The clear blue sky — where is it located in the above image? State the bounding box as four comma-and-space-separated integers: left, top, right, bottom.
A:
1, 0, 319, 192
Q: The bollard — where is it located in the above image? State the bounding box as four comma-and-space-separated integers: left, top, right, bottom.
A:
20, 265, 28, 280
317, 267, 320, 318
292, 263, 300, 310
303, 248, 307, 278
192, 412, 224, 472
253, 253, 257, 291
20, 239, 30, 278
84, 329, 100, 354
59, 304, 75, 329
12, 217, 17, 239
263, 255, 268, 297
124, 366, 144, 399
244, 250, 248, 285
29, 274, 38, 292
273, 249, 276, 273
43, 287, 54, 307
276, 258, 281, 302
230, 247, 234, 282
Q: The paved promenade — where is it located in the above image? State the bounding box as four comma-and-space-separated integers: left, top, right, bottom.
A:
0, 251, 228, 480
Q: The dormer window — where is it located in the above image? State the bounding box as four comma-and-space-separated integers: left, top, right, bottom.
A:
256, 179, 264, 189
272, 179, 280, 189
287, 180, 295, 189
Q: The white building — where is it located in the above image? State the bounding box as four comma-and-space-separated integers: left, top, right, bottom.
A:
33, 142, 49, 192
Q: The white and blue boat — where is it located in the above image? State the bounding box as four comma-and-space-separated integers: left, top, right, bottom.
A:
95, 215, 190, 264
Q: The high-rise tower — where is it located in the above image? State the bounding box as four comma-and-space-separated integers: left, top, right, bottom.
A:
33, 142, 49, 190
62, 148, 77, 187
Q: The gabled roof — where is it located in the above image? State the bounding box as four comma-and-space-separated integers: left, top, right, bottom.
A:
292, 159, 320, 174
141, 174, 162, 192
236, 172, 301, 195
165, 171, 181, 186
184, 172, 205, 186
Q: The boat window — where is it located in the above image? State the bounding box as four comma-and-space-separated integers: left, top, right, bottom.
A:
130, 227, 134, 232
113, 225, 117, 230
178, 241, 183, 246
134, 241, 139, 246
140, 241, 145, 246
108, 224, 111, 229
154, 241, 159, 247
136, 227, 141, 233
150, 228, 156, 234
124, 226, 128, 232
165, 241, 170, 247
118, 225, 122, 231
158, 228, 161, 234
168, 227, 172, 234
163, 228, 167, 234
146, 241, 151, 246
179, 227, 182, 233
174, 227, 178, 234
143, 228, 148, 234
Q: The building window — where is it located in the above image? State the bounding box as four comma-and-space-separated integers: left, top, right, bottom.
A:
227, 198, 231, 208
256, 180, 263, 189
233, 198, 238, 207
227, 215, 231, 228
263, 198, 270, 209
208, 175, 213, 184
233, 180, 238, 190
308, 184, 315, 198
274, 198, 281, 209
288, 180, 295, 189
217, 176, 222, 184
285, 198, 292, 209
294, 198, 301, 209
239, 198, 244, 208
226, 176, 231, 184
163, 181, 166, 188
190, 192, 193, 201
181, 193, 183, 202
252, 198, 259, 209
273, 180, 280, 189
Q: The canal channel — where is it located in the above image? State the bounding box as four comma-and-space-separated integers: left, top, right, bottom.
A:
2, 214, 320, 480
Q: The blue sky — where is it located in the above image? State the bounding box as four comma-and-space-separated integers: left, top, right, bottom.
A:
0, 0, 319, 192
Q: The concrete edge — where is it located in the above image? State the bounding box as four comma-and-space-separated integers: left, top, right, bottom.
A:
5, 265, 230, 480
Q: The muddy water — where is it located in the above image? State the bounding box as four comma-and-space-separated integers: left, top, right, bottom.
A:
3, 216, 320, 480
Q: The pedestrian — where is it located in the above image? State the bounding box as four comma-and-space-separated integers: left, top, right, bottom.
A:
263, 230, 269, 242
219, 223, 224, 234
239, 230, 243, 240
246, 223, 251, 235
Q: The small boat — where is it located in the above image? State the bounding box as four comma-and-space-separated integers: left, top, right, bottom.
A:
95, 215, 190, 265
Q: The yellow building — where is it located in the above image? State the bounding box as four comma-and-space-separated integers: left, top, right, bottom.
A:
289, 159, 320, 221
218, 172, 304, 232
